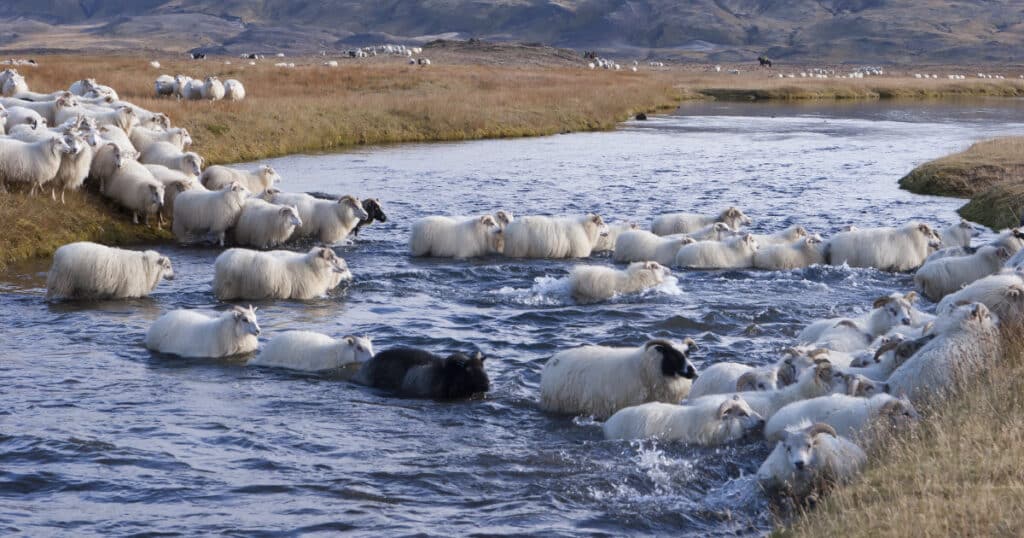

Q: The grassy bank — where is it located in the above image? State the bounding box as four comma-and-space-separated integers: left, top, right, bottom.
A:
783, 333, 1024, 537
697, 78, 1024, 101
899, 137, 1024, 229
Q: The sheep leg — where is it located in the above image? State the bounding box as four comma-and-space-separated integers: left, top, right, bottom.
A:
218, 232, 225, 247
133, 212, 139, 225
51, 188, 57, 201
60, 190, 66, 204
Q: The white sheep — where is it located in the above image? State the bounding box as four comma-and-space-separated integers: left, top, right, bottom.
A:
612, 230, 694, 265
826, 222, 941, 272
4, 106, 46, 130
249, 332, 374, 372
232, 199, 302, 248
145, 306, 260, 358
650, 207, 751, 236
603, 396, 764, 445
113, 102, 169, 131
0, 135, 72, 195
139, 141, 203, 177
97, 125, 135, 154
673, 233, 759, 269
223, 79, 246, 100
757, 422, 867, 499
765, 394, 919, 443
46, 242, 174, 300
183, 79, 204, 100
285, 194, 369, 245
940, 219, 977, 248
568, 261, 671, 303
751, 225, 809, 246
409, 215, 504, 258
798, 291, 923, 345
686, 222, 740, 242
539, 339, 699, 419
914, 245, 1011, 301
992, 228, 1024, 254
201, 164, 280, 193
887, 303, 1003, 406
130, 126, 192, 153
155, 75, 176, 96
687, 362, 779, 399
172, 182, 249, 246
593, 221, 638, 252
96, 146, 165, 226
503, 214, 608, 258
201, 77, 226, 100
924, 245, 975, 263
844, 334, 932, 381
50, 132, 91, 204
936, 269, 1024, 322
146, 163, 202, 223
688, 360, 842, 421
213, 247, 352, 300
753, 234, 825, 270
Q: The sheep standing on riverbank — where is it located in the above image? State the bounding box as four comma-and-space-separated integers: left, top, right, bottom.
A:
130, 126, 192, 154
603, 396, 764, 445
539, 339, 699, 419
651, 207, 751, 236
826, 222, 941, 272
172, 182, 248, 245
410, 215, 503, 258
503, 214, 608, 258
96, 145, 165, 226
0, 135, 71, 195
250, 332, 373, 372
213, 246, 352, 300
201, 164, 280, 193
145, 305, 260, 358
45, 242, 174, 300
914, 245, 1011, 301
568, 261, 671, 303
232, 199, 302, 248
140, 141, 202, 178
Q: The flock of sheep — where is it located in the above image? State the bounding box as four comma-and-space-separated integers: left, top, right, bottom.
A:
10, 69, 1024, 507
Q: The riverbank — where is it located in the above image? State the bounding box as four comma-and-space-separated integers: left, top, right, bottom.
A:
899, 137, 1024, 229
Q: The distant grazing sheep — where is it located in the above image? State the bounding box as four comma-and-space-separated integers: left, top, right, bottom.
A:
200, 76, 225, 100
353, 347, 490, 399
232, 199, 302, 248
154, 75, 176, 96
250, 332, 374, 372
503, 214, 608, 258
914, 245, 1011, 301
145, 306, 261, 358
569, 261, 670, 303
826, 222, 941, 272
172, 182, 249, 245
651, 207, 751, 236
613, 230, 694, 265
223, 79, 246, 100
539, 339, 699, 419
410, 215, 503, 258
674, 233, 759, 269
757, 422, 867, 499
201, 164, 280, 193
213, 246, 352, 300
603, 396, 764, 445
46, 242, 173, 300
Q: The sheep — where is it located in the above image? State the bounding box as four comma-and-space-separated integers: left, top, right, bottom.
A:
0, 135, 72, 195
687, 362, 779, 399
409, 215, 504, 258
351, 198, 388, 237
45, 242, 174, 300
825, 222, 941, 272
941, 219, 978, 248
172, 75, 193, 99
232, 199, 302, 248
96, 146, 165, 226
539, 339, 699, 419
130, 126, 192, 153
887, 303, 1003, 406
145, 163, 202, 223
145, 305, 260, 359
753, 234, 825, 270
139, 141, 202, 177
798, 291, 922, 345
1010, 249, 1024, 269
0, 95, 73, 126
223, 79, 246, 100
4, 106, 46, 131
172, 182, 248, 246
925, 245, 976, 263
613, 230, 694, 265
277, 194, 369, 245
603, 396, 765, 445
593, 221, 638, 252
765, 394, 919, 444
80, 105, 135, 134
49, 132, 91, 204
651, 207, 751, 236
200, 77, 226, 100
844, 334, 933, 381
757, 422, 867, 499
201, 164, 280, 193
113, 102, 170, 131
97, 125, 135, 154
503, 214, 608, 258
250, 332, 373, 372
992, 228, 1024, 254
688, 360, 843, 421
568, 261, 671, 303
353, 348, 490, 399
936, 269, 1024, 323
212, 246, 352, 300
1, 72, 28, 96
752, 225, 809, 246
807, 319, 875, 352
183, 79, 204, 100
914, 245, 1011, 301
673, 233, 759, 269
686, 222, 740, 242
155, 75, 176, 96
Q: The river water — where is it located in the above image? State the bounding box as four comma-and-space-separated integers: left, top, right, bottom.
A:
3, 100, 1024, 536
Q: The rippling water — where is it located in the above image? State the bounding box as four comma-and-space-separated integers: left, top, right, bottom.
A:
3, 100, 1024, 536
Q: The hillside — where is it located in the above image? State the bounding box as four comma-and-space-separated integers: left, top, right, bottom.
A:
0, 1, 1022, 63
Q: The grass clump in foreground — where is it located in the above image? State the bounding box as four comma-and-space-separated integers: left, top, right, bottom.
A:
0, 190, 171, 271
782, 335, 1024, 537
899, 137, 1024, 229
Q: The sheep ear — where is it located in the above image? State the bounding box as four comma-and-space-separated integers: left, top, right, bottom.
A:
736, 372, 757, 392
279, 207, 291, 215
717, 399, 734, 418
904, 291, 919, 303
1007, 285, 1024, 299
808, 423, 837, 438
681, 338, 698, 353
872, 296, 891, 308
345, 337, 354, 345
319, 248, 333, 259
590, 214, 602, 224
918, 223, 930, 233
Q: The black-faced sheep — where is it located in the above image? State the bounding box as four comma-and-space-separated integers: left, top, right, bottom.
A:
213, 247, 352, 300
503, 214, 608, 259
651, 207, 751, 236
539, 339, 699, 419
568, 261, 671, 303
353, 347, 490, 399
826, 222, 942, 272
674, 233, 759, 269
351, 198, 388, 237
45, 242, 174, 300
145, 305, 260, 358
250, 332, 374, 372
603, 396, 764, 445
914, 245, 1011, 301
757, 422, 867, 500
409, 215, 503, 258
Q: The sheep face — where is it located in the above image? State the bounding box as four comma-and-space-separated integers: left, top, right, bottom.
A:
718, 394, 766, 436
279, 205, 301, 228
51, 136, 73, 156
783, 423, 837, 472
916, 223, 942, 250
344, 336, 375, 363
740, 233, 759, 252
340, 195, 369, 220
647, 339, 698, 379
493, 210, 513, 227
736, 369, 778, 391
157, 255, 174, 280
847, 374, 888, 397
185, 153, 202, 177
363, 199, 387, 223
180, 128, 193, 147
478, 215, 499, 229
233, 305, 261, 338
440, 351, 490, 398
260, 165, 281, 185
313, 248, 352, 280
881, 396, 919, 428
488, 229, 505, 255
721, 207, 752, 230
872, 294, 915, 328
629, 261, 671, 280
62, 134, 82, 156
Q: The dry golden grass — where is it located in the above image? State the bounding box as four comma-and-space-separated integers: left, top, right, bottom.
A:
783, 334, 1024, 538
694, 76, 1024, 101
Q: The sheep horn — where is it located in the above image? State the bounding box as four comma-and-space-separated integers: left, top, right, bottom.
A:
873, 340, 901, 362
808, 423, 837, 438
872, 296, 892, 308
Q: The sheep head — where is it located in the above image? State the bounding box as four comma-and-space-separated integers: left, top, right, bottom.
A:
717, 394, 765, 433
493, 210, 513, 227
232, 305, 261, 337
477, 214, 498, 229
737, 368, 778, 392
488, 228, 505, 255
280, 205, 302, 228
645, 338, 698, 380
339, 195, 368, 220
343, 335, 375, 363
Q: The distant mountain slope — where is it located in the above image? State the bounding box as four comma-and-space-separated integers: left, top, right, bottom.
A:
0, 0, 1021, 63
